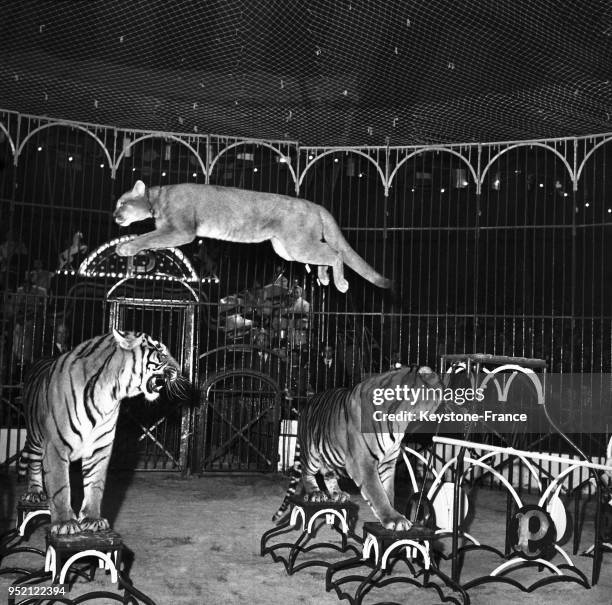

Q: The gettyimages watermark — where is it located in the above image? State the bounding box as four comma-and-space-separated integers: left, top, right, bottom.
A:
361, 372, 612, 434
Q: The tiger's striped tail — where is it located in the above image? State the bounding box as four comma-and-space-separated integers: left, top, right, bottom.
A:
272, 441, 302, 523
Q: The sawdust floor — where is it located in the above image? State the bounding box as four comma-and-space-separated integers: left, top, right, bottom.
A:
1, 471, 611, 605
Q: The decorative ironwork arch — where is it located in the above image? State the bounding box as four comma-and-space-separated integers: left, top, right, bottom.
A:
387, 146, 479, 194
113, 133, 207, 180
208, 139, 297, 187
297, 148, 386, 194
15, 122, 113, 169
481, 142, 575, 191
575, 136, 612, 185
0, 122, 16, 158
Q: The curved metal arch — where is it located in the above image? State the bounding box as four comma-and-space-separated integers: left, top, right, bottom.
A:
387, 147, 478, 192
481, 142, 575, 189
0, 122, 16, 158
114, 133, 207, 179
105, 276, 199, 301
16, 122, 113, 169
208, 140, 297, 186
575, 136, 612, 184
297, 148, 386, 193
200, 368, 283, 404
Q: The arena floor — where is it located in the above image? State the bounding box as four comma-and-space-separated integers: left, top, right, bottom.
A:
1, 471, 611, 605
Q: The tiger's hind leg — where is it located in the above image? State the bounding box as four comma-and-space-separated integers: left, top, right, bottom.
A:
78, 442, 114, 532
301, 456, 328, 502
20, 438, 47, 504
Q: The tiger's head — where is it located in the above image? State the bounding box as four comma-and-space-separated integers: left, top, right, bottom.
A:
112, 328, 184, 401
113, 180, 152, 226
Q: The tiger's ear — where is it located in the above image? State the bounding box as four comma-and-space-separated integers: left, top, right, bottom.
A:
131, 180, 146, 198
112, 328, 145, 350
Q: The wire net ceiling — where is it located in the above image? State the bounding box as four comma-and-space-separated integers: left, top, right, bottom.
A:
1, 0, 612, 147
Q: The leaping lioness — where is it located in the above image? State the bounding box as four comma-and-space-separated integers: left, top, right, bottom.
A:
113, 181, 392, 293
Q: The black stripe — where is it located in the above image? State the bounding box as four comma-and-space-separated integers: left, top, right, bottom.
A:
50, 484, 69, 500
65, 391, 82, 440
50, 407, 74, 453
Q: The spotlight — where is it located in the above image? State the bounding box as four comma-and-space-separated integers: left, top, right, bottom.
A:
453, 168, 468, 188
492, 172, 501, 191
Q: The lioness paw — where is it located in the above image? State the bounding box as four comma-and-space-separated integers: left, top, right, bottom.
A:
335, 277, 349, 293
115, 242, 136, 257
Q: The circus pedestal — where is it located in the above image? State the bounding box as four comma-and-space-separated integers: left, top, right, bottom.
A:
260, 498, 362, 575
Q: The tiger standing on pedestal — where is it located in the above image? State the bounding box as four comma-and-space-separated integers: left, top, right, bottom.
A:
19, 329, 185, 535
273, 365, 447, 530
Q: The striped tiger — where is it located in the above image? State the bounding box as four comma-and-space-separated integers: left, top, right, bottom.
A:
273, 365, 446, 530
19, 328, 185, 535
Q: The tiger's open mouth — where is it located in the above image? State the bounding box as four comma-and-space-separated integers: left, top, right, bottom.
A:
146, 374, 166, 394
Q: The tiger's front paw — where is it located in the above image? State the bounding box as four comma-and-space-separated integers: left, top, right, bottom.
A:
329, 490, 350, 503
115, 241, 138, 257
21, 489, 47, 504
79, 516, 110, 532
305, 489, 327, 503
380, 511, 412, 532
51, 519, 82, 535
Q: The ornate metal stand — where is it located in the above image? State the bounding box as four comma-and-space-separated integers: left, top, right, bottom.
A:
260, 497, 362, 574
325, 522, 469, 605
0, 502, 49, 576
434, 436, 594, 594
572, 478, 612, 584
1, 504, 157, 605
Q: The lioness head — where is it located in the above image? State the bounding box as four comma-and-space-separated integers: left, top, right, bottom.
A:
113, 180, 151, 226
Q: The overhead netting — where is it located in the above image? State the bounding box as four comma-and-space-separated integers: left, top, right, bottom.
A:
0, 0, 612, 146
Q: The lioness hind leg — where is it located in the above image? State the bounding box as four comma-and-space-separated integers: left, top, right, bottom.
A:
270, 237, 295, 261
330, 253, 349, 293
317, 265, 330, 286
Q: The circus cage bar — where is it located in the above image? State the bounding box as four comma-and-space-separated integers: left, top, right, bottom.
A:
0, 109, 610, 485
